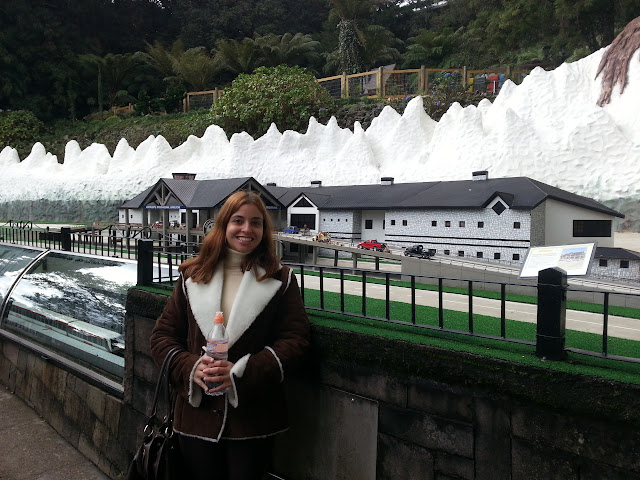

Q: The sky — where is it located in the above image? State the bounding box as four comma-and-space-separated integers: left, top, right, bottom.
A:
0, 46, 639, 228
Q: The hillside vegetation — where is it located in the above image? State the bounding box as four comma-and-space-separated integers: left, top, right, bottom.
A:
2, 0, 637, 124
2, 65, 489, 161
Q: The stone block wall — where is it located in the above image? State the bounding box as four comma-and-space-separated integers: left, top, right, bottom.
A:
590, 258, 640, 283
300, 327, 640, 480
384, 207, 531, 263
318, 210, 361, 240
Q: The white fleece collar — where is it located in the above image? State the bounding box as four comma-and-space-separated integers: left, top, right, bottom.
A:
185, 266, 282, 348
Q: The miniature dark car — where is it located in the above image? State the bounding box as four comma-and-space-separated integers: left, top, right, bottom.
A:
357, 240, 390, 252
404, 244, 434, 259
283, 226, 300, 234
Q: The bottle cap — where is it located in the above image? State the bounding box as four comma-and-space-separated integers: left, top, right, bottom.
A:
214, 311, 224, 324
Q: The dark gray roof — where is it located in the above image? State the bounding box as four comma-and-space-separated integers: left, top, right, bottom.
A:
594, 247, 640, 260
266, 177, 623, 218
122, 176, 622, 219
120, 177, 284, 210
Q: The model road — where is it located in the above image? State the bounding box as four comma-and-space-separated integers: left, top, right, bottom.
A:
299, 274, 640, 342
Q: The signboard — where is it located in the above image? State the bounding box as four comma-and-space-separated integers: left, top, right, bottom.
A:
519, 242, 597, 278
144, 205, 184, 210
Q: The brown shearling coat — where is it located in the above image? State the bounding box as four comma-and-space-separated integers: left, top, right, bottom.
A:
149, 264, 310, 442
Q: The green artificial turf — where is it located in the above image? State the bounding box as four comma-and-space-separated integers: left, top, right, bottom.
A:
301, 282, 640, 381
307, 304, 640, 386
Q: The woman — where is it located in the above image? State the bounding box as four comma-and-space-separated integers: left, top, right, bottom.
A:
150, 191, 310, 480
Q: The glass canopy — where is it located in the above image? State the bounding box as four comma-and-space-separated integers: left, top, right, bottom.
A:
0, 244, 136, 379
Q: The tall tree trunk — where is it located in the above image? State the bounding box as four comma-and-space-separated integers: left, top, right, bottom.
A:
338, 19, 363, 74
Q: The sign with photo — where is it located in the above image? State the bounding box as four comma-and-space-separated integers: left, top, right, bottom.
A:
519, 242, 597, 278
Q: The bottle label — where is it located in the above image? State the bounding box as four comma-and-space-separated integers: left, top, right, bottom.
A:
206, 340, 228, 356
212, 341, 228, 353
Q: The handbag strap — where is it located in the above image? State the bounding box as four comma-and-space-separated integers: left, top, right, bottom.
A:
147, 347, 183, 425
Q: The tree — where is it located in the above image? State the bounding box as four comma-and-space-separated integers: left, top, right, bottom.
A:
359, 25, 403, 70
141, 40, 187, 85
171, 48, 222, 91
80, 53, 143, 109
0, 0, 175, 120
210, 65, 332, 137
403, 27, 457, 67
328, 0, 381, 73
551, 1, 640, 58
254, 33, 321, 68
169, 0, 328, 47
214, 38, 264, 75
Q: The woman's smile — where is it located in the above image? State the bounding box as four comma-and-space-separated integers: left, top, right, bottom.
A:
225, 203, 264, 253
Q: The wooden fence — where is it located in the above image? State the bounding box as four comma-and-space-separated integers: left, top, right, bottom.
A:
183, 89, 224, 112
317, 66, 532, 100
174, 66, 533, 112
112, 104, 134, 116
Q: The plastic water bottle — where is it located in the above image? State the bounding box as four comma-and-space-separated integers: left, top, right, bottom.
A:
205, 311, 228, 396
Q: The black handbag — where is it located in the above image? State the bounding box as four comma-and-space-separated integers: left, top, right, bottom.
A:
126, 347, 184, 480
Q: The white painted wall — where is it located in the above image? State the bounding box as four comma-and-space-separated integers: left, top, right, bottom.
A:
544, 198, 615, 247
288, 197, 319, 231
119, 209, 143, 224
361, 210, 386, 243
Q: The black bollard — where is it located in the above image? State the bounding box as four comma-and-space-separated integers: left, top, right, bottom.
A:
536, 267, 568, 360
60, 227, 72, 251
137, 239, 154, 286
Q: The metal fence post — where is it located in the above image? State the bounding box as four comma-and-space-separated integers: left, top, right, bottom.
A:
536, 267, 567, 360
60, 227, 71, 251
137, 239, 154, 286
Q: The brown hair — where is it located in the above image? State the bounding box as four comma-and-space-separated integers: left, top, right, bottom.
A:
179, 190, 280, 283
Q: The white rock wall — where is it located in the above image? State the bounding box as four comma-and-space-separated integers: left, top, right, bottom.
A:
1, 48, 639, 227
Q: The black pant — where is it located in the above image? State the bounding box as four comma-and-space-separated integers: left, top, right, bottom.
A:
178, 434, 273, 480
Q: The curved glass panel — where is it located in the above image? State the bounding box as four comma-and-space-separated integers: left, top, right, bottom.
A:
0, 246, 136, 380
0, 245, 45, 302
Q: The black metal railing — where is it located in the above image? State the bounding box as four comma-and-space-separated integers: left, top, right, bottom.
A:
5, 229, 637, 365
136, 239, 198, 286
1, 224, 158, 260
293, 262, 536, 342
134, 240, 640, 365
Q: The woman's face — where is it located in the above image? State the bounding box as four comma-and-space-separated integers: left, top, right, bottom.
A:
225, 202, 264, 254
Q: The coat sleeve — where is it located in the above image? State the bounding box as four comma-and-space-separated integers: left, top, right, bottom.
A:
229, 269, 310, 405
149, 274, 202, 399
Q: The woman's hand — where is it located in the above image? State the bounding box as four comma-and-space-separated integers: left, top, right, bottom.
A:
196, 355, 234, 394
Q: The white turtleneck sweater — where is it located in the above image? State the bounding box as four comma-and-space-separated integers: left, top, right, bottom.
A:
221, 248, 247, 325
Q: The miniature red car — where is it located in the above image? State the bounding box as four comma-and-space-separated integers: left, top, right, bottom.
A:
357, 240, 389, 252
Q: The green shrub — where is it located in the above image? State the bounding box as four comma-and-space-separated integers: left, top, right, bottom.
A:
162, 85, 186, 114
134, 90, 152, 116
210, 65, 333, 138
0, 110, 46, 158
